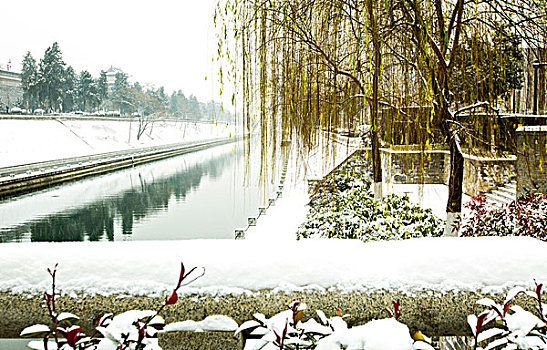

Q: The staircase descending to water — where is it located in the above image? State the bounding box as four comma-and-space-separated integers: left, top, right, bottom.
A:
483, 179, 517, 207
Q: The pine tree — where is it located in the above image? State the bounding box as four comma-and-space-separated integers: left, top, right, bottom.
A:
77, 70, 95, 112
96, 70, 108, 109
113, 71, 129, 114
61, 66, 77, 112
38, 42, 66, 112
21, 52, 38, 111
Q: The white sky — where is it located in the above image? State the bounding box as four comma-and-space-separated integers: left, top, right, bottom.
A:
0, 0, 224, 104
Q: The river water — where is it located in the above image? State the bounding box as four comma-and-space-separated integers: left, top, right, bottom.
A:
0, 140, 282, 243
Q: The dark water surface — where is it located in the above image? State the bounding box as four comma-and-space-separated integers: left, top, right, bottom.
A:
0, 141, 278, 243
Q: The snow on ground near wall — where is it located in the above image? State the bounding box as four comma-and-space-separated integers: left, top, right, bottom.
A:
0, 119, 237, 167
0, 236, 545, 297
384, 183, 472, 220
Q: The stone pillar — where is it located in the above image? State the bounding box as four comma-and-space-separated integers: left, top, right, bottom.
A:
516, 125, 547, 197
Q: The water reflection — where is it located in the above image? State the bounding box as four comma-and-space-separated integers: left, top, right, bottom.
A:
0, 142, 272, 243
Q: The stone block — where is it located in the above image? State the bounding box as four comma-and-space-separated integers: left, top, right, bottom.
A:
159, 331, 243, 350
516, 126, 547, 197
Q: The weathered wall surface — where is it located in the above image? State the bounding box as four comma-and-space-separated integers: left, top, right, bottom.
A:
1, 290, 543, 341
381, 147, 515, 196
381, 148, 450, 185
516, 125, 547, 197
463, 156, 516, 197
0, 70, 23, 110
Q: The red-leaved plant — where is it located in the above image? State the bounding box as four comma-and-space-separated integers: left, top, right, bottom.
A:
20, 262, 204, 350
385, 299, 401, 320
460, 193, 547, 240
468, 280, 547, 350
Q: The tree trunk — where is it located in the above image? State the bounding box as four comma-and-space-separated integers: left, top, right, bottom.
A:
368, 0, 383, 200
444, 137, 464, 236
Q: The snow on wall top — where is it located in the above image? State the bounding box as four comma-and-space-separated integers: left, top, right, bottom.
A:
0, 236, 545, 297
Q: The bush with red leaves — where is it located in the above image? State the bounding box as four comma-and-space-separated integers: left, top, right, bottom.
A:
460, 193, 547, 240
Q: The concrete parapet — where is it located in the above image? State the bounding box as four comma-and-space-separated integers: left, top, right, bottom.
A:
1, 290, 544, 344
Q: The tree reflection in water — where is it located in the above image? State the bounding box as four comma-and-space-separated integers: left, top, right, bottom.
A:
1, 151, 231, 243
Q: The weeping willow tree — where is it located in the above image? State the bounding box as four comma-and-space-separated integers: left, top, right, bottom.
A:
215, 0, 385, 200
216, 0, 547, 235
380, 0, 546, 234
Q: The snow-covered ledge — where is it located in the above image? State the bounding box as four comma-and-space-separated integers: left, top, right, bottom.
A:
0, 237, 546, 339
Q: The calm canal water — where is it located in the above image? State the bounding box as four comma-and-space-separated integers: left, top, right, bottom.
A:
0, 140, 280, 243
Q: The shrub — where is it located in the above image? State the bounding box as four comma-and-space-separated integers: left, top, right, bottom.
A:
297, 171, 444, 241
460, 193, 547, 240
20, 263, 204, 350
237, 297, 434, 350
468, 280, 547, 350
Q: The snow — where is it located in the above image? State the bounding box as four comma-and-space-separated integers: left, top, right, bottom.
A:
315, 318, 414, 350
0, 119, 237, 168
1, 123, 545, 331
19, 324, 50, 337
383, 183, 472, 220
245, 133, 361, 240
0, 236, 545, 297
163, 315, 238, 332
95, 310, 160, 350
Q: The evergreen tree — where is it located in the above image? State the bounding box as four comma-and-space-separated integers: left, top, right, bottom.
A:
77, 70, 95, 111
61, 66, 77, 112
451, 28, 524, 106
21, 52, 38, 111
188, 95, 202, 121
169, 90, 189, 119
38, 42, 66, 112
156, 86, 169, 106
133, 81, 143, 92
96, 70, 108, 109
113, 71, 129, 114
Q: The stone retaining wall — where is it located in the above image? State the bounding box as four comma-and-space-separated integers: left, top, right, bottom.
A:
516, 126, 547, 197
381, 148, 450, 185
463, 155, 516, 197
1, 290, 543, 346
380, 147, 515, 196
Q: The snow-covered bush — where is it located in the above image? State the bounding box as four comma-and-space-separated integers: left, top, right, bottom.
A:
238, 297, 434, 350
20, 263, 204, 350
468, 280, 547, 349
297, 170, 444, 241
460, 193, 547, 240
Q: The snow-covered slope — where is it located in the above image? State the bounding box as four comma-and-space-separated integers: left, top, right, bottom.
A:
0, 119, 237, 167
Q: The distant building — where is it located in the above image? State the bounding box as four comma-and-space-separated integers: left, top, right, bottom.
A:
105, 66, 123, 93
0, 69, 23, 111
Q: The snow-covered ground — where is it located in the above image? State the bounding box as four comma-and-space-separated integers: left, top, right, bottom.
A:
0, 236, 545, 297
0, 126, 542, 299
0, 118, 238, 168
384, 183, 472, 220
0, 134, 544, 297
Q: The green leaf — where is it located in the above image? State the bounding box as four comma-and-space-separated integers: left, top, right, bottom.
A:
20, 324, 51, 338
57, 312, 80, 325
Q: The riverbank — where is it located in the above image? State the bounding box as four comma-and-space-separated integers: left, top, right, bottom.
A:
0, 116, 238, 168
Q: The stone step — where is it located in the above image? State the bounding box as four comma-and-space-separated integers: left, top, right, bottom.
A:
492, 189, 515, 202
504, 182, 517, 191
496, 186, 516, 197
485, 198, 503, 208
484, 192, 512, 206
